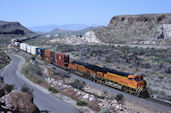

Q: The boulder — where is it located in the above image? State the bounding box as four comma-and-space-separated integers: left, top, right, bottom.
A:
0, 90, 40, 113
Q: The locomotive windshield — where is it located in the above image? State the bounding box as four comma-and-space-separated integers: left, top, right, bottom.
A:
134, 77, 143, 82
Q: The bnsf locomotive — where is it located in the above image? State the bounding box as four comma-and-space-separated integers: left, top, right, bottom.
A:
11, 40, 149, 97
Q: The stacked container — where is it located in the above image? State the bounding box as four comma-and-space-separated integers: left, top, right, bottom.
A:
20, 43, 23, 50
36, 48, 45, 59
55, 53, 69, 68
26, 45, 32, 54
23, 43, 28, 51
20, 43, 27, 51
31, 46, 37, 56
44, 50, 51, 62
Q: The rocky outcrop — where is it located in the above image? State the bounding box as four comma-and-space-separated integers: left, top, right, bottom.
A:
48, 31, 101, 45
0, 91, 40, 113
109, 14, 171, 25
94, 13, 171, 45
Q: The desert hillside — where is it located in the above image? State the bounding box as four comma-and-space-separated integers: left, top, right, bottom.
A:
94, 13, 171, 45
0, 20, 37, 46
0, 21, 33, 34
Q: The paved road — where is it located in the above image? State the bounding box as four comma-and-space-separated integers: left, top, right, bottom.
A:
0, 54, 79, 113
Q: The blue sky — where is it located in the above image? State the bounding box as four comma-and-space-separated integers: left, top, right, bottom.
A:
0, 0, 171, 27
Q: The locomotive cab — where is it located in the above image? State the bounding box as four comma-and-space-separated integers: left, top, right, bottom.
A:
128, 75, 136, 80
134, 75, 148, 97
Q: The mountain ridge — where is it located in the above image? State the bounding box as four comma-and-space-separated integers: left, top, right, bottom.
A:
47, 26, 104, 37
29, 24, 101, 32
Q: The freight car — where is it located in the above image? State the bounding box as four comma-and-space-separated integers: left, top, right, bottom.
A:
55, 53, 69, 69
44, 49, 51, 62
11, 41, 148, 97
36, 48, 45, 59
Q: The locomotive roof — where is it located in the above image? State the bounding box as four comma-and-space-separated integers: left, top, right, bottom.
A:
72, 61, 130, 77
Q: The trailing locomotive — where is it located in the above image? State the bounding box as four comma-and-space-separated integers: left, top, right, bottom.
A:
11, 41, 149, 97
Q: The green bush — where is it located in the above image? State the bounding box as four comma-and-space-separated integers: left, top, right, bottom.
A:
48, 87, 58, 93
105, 58, 112, 63
76, 100, 87, 106
4, 84, 15, 93
21, 85, 33, 94
115, 93, 124, 104
158, 76, 164, 79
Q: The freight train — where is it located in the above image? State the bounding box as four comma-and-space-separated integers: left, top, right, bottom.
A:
11, 40, 149, 97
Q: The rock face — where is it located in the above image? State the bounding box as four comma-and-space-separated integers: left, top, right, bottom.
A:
94, 13, 171, 45
0, 91, 40, 113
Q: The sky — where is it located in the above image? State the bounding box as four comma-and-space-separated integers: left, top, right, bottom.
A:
0, 0, 171, 27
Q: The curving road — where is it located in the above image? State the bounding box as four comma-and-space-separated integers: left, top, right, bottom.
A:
0, 54, 79, 113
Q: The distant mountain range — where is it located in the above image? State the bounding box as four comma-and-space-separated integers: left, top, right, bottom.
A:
28, 24, 100, 33
47, 26, 104, 37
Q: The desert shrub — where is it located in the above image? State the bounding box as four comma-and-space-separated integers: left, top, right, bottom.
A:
23, 64, 42, 76
21, 85, 33, 94
158, 76, 164, 79
99, 109, 109, 113
76, 100, 87, 106
164, 95, 171, 101
94, 94, 105, 99
0, 76, 4, 83
90, 53, 93, 57
48, 87, 58, 93
115, 93, 124, 104
4, 84, 15, 93
70, 79, 86, 90
105, 58, 112, 63
25, 75, 45, 84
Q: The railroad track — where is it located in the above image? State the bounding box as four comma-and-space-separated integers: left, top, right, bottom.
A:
147, 97, 171, 107
12, 48, 171, 110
